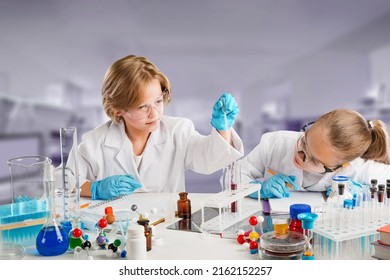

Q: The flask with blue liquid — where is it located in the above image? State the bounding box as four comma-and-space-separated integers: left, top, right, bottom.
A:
36, 162, 69, 256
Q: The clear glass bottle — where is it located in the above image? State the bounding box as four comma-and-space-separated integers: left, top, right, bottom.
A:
36, 162, 69, 256
177, 192, 191, 219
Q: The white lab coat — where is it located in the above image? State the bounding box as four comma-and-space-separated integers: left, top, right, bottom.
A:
77, 116, 244, 193
239, 130, 390, 191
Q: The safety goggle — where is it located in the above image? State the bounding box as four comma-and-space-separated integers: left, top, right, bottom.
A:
297, 122, 348, 174
127, 89, 168, 120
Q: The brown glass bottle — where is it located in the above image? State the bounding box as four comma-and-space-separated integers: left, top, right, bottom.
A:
137, 219, 152, 251
177, 192, 191, 218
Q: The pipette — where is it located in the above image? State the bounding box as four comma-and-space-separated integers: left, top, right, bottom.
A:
221, 97, 238, 212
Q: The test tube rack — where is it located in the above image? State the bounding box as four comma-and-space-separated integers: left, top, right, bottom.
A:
313, 203, 390, 260
200, 183, 261, 233
0, 199, 48, 247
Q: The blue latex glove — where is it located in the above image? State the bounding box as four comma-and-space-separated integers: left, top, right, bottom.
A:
248, 180, 261, 199
90, 175, 142, 200
248, 175, 299, 199
211, 92, 239, 130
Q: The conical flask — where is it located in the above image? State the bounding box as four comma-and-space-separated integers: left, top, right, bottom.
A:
36, 162, 69, 256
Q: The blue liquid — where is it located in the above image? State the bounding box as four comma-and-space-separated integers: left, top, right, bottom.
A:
36, 225, 69, 256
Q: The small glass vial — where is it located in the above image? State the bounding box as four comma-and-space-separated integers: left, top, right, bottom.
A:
337, 183, 346, 207
330, 176, 348, 199
177, 192, 191, 218
137, 219, 152, 252
126, 224, 147, 260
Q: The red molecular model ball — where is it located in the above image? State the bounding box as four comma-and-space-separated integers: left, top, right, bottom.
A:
249, 241, 259, 250
236, 234, 246, 244
248, 216, 258, 226
98, 218, 108, 229
72, 228, 83, 238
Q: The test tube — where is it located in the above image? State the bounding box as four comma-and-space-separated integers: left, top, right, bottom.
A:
386, 185, 390, 221
230, 161, 240, 212
377, 186, 385, 222
386, 182, 390, 206
370, 185, 377, 223
336, 184, 345, 229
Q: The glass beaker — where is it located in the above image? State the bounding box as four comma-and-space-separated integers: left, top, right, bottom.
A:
1, 156, 50, 248
7, 156, 52, 202
272, 217, 289, 239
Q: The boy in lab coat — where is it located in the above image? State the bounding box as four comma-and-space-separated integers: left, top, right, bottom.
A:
77, 55, 244, 200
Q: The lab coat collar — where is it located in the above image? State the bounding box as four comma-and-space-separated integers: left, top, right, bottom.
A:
104, 121, 137, 177
104, 119, 167, 147
138, 119, 167, 173
104, 120, 127, 148
103, 119, 167, 177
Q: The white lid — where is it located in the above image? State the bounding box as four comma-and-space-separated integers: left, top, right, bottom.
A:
127, 224, 144, 237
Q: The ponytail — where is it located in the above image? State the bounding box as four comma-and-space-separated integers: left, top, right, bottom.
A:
362, 120, 390, 164
317, 109, 390, 164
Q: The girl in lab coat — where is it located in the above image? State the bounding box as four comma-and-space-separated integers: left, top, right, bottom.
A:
78, 55, 244, 200
240, 109, 390, 198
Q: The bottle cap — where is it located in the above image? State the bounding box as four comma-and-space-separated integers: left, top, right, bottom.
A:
343, 199, 353, 209
297, 213, 318, 230
302, 254, 315, 260
127, 224, 145, 238
332, 175, 348, 182
289, 204, 311, 220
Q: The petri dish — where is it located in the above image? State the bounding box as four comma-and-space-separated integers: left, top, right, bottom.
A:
0, 243, 25, 260
259, 231, 306, 260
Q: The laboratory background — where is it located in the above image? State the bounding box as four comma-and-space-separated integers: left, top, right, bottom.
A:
1, 0, 390, 200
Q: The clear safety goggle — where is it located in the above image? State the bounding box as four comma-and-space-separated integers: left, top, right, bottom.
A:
296, 122, 348, 174
127, 89, 168, 120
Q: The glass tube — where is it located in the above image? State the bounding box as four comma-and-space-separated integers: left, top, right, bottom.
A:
59, 126, 81, 239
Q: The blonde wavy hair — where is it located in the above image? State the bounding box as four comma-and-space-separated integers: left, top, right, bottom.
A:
102, 55, 171, 123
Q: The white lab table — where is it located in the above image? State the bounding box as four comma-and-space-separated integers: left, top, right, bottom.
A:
21, 193, 262, 260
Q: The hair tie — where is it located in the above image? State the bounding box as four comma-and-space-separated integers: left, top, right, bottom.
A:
367, 120, 374, 130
